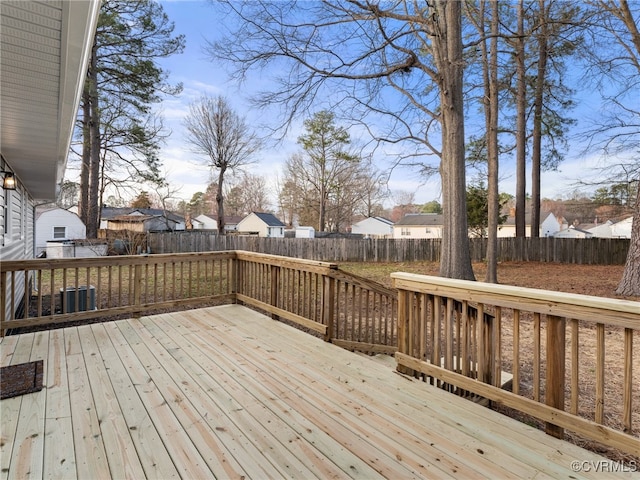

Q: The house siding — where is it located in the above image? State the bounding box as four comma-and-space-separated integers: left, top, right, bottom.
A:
1, 181, 34, 321
392, 225, 443, 239
238, 215, 268, 236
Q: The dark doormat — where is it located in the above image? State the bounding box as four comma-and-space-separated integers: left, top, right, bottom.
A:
1, 360, 44, 400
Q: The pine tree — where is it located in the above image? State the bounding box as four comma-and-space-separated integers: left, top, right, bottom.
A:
78, 0, 185, 237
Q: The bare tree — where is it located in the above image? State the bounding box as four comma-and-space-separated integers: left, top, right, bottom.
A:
581, 0, 640, 295
183, 95, 262, 234
208, 0, 474, 279
225, 172, 271, 216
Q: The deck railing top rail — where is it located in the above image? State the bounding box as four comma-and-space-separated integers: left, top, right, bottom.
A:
392, 272, 640, 327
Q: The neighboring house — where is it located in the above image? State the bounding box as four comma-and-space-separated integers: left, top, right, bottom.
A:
101, 207, 185, 231
351, 217, 394, 238
497, 212, 565, 237
194, 214, 243, 232
189, 216, 205, 230
553, 226, 593, 239
106, 212, 178, 232
586, 221, 613, 238
392, 214, 444, 239
611, 216, 633, 239
1, 2, 100, 318
194, 214, 217, 230
237, 212, 286, 237
35, 207, 86, 255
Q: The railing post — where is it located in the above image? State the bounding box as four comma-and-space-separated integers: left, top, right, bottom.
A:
546, 314, 565, 438
270, 265, 280, 320
133, 263, 142, 319
479, 307, 494, 386
396, 289, 413, 376
231, 255, 240, 303
322, 274, 335, 342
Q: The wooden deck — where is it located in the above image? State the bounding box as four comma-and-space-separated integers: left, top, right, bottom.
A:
0, 305, 625, 479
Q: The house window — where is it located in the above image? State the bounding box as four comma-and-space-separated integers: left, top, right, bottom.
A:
425, 228, 431, 234
53, 226, 66, 239
401, 228, 410, 236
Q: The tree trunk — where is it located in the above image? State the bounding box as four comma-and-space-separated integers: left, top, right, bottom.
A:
79, 87, 90, 228
485, 0, 500, 283
531, 0, 549, 239
515, 0, 527, 238
217, 167, 226, 235
434, 0, 475, 281
616, 186, 640, 295
86, 43, 100, 238
319, 183, 326, 232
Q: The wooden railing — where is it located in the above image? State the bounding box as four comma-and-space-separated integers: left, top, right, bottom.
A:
234, 252, 397, 354
392, 272, 640, 458
0, 251, 398, 355
0, 252, 236, 332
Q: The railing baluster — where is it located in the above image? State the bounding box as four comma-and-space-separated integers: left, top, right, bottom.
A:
493, 307, 502, 388
570, 318, 579, 415
533, 313, 541, 402
36, 269, 43, 317
1, 271, 7, 334
513, 310, 520, 395
596, 323, 605, 424
461, 300, 470, 379
623, 328, 633, 434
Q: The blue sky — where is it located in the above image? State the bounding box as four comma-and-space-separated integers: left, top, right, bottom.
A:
151, 1, 609, 208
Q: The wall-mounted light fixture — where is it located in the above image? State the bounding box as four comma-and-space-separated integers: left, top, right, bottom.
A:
1, 172, 16, 190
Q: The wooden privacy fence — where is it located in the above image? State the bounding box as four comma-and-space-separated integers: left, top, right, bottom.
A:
393, 272, 640, 458
0, 251, 398, 355
147, 232, 630, 264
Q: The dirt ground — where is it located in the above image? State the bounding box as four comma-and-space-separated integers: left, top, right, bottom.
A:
340, 261, 638, 301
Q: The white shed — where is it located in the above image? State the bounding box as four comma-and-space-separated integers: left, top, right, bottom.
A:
35, 207, 87, 256
295, 226, 315, 238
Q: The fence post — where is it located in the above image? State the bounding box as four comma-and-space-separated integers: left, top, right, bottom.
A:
322, 274, 335, 342
546, 314, 566, 438
270, 265, 280, 320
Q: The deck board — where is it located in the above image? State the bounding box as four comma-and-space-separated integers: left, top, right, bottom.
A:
1, 304, 629, 479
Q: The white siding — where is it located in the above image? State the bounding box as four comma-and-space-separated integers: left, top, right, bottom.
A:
1, 181, 34, 321
392, 225, 443, 239
195, 214, 218, 230
35, 208, 87, 255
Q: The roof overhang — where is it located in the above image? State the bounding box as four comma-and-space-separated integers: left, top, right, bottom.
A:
1, 0, 100, 201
